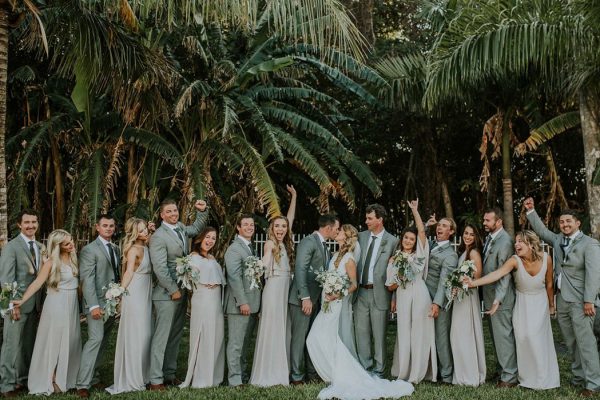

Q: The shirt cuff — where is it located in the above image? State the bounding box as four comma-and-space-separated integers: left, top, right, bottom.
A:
89, 305, 100, 311
301, 297, 310, 300
526, 209, 535, 215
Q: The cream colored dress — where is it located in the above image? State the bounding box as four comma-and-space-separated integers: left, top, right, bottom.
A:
250, 243, 292, 386
180, 254, 226, 388
106, 247, 152, 394
28, 264, 81, 394
385, 238, 437, 383
450, 252, 486, 386
513, 253, 560, 389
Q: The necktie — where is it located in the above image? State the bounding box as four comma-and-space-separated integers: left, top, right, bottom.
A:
430, 241, 439, 251
323, 242, 331, 265
561, 236, 571, 261
482, 235, 492, 255
361, 236, 377, 284
248, 243, 256, 256
107, 243, 120, 282
28, 241, 37, 270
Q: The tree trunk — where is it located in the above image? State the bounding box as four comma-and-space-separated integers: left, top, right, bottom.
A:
0, 8, 8, 247
441, 179, 454, 220
126, 145, 136, 204
579, 89, 600, 239
502, 114, 515, 236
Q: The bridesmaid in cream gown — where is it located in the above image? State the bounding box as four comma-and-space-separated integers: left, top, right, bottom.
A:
450, 224, 486, 386
107, 218, 153, 394
250, 185, 297, 386
180, 227, 226, 388
466, 230, 560, 389
385, 199, 436, 384
13, 229, 81, 395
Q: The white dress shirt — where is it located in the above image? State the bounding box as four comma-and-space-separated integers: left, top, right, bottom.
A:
20, 233, 40, 270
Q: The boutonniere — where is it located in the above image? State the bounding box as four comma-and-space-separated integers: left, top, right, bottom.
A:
380, 240, 388, 247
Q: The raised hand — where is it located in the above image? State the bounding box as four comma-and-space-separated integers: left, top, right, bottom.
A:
194, 199, 208, 212
523, 197, 535, 211
425, 213, 437, 227
407, 199, 419, 211
287, 184, 297, 198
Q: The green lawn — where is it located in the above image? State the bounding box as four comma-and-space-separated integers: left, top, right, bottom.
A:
16, 316, 590, 399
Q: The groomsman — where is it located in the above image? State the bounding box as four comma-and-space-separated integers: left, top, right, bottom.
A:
424, 215, 458, 384
525, 198, 600, 396
355, 204, 398, 378
289, 214, 340, 384
224, 214, 261, 387
76, 215, 120, 398
481, 208, 517, 387
148, 199, 208, 390
0, 210, 42, 397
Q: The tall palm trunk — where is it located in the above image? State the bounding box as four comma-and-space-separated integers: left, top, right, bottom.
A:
579, 88, 600, 239
501, 112, 515, 236
0, 7, 9, 247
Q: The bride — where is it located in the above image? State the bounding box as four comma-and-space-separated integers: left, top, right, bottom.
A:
306, 224, 414, 400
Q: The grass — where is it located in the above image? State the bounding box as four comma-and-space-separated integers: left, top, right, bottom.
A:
14, 315, 591, 399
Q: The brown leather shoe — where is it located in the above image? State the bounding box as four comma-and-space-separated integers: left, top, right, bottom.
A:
2, 391, 19, 398
13, 384, 25, 393
496, 381, 517, 388
77, 389, 90, 398
581, 389, 597, 397
148, 384, 166, 391
290, 380, 304, 386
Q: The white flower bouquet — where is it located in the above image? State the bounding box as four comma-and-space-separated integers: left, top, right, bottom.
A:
176, 255, 200, 291
444, 259, 477, 310
0, 282, 24, 320
244, 256, 265, 290
102, 282, 128, 321
314, 269, 352, 313
389, 250, 423, 289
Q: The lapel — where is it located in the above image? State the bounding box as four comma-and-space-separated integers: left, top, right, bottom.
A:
312, 233, 327, 265
564, 232, 585, 262
483, 231, 502, 263
94, 237, 112, 264
17, 236, 37, 272
359, 231, 369, 266
372, 232, 389, 265
433, 242, 451, 257
161, 224, 185, 252
235, 236, 253, 257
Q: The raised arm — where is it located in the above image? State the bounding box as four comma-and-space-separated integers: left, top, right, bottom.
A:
468, 256, 518, 288
183, 200, 209, 237
523, 198, 560, 245
286, 185, 297, 231
408, 199, 426, 246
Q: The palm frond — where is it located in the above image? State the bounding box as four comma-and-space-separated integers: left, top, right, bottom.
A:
515, 111, 581, 154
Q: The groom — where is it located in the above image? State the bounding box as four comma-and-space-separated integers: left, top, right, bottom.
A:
148, 198, 208, 390
355, 204, 398, 378
289, 214, 340, 384
525, 198, 600, 396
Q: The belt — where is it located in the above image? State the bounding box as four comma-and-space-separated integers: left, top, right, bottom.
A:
360, 284, 374, 289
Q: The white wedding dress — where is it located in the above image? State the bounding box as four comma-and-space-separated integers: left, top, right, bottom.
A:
307, 252, 414, 400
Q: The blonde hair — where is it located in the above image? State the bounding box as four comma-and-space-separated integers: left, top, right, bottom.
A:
267, 216, 295, 268
516, 230, 543, 262
46, 229, 78, 289
334, 224, 358, 269
122, 218, 146, 273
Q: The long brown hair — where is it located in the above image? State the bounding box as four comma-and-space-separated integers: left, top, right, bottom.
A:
267, 216, 295, 268
457, 223, 483, 260
192, 227, 218, 257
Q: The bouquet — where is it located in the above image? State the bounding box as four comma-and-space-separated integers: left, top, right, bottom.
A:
444, 259, 477, 310
314, 269, 352, 313
389, 250, 423, 289
0, 282, 25, 320
244, 256, 265, 290
102, 282, 128, 321
176, 255, 200, 291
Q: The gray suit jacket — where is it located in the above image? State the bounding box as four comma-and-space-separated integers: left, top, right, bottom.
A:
223, 237, 261, 314
527, 210, 600, 305
356, 230, 399, 311
0, 236, 42, 314
482, 229, 515, 310
425, 241, 458, 308
79, 237, 120, 311
149, 211, 208, 301
289, 233, 328, 305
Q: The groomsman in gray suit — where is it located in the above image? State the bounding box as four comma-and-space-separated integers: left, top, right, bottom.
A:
525, 198, 600, 396
148, 199, 208, 390
355, 204, 398, 378
289, 214, 340, 384
424, 215, 458, 383
224, 213, 261, 386
76, 214, 121, 398
0, 210, 42, 397
481, 208, 517, 387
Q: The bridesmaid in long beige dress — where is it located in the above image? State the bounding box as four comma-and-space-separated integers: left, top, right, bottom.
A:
450, 224, 486, 386
106, 218, 153, 394
180, 227, 226, 388
466, 230, 560, 389
13, 229, 81, 395
385, 199, 436, 384
250, 185, 297, 386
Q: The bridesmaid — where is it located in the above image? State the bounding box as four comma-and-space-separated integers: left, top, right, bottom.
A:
385, 199, 436, 384
106, 218, 153, 394
450, 224, 486, 386
465, 230, 559, 389
250, 185, 297, 386
13, 229, 81, 394
180, 227, 226, 388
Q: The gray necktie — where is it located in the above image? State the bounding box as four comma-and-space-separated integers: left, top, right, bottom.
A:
28, 241, 37, 270
174, 227, 185, 248
482, 235, 492, 255
361, 236, 377, 284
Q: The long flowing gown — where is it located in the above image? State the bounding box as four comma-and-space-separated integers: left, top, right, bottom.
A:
385, 238, 437, 383
450, 252, 486, 386
28, 264, 81, 394
307, 252, 414, 400
512, 253, 560, 389
180, 254, 226, 388
250, 243, 292, 386
106, 247, 152, 394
